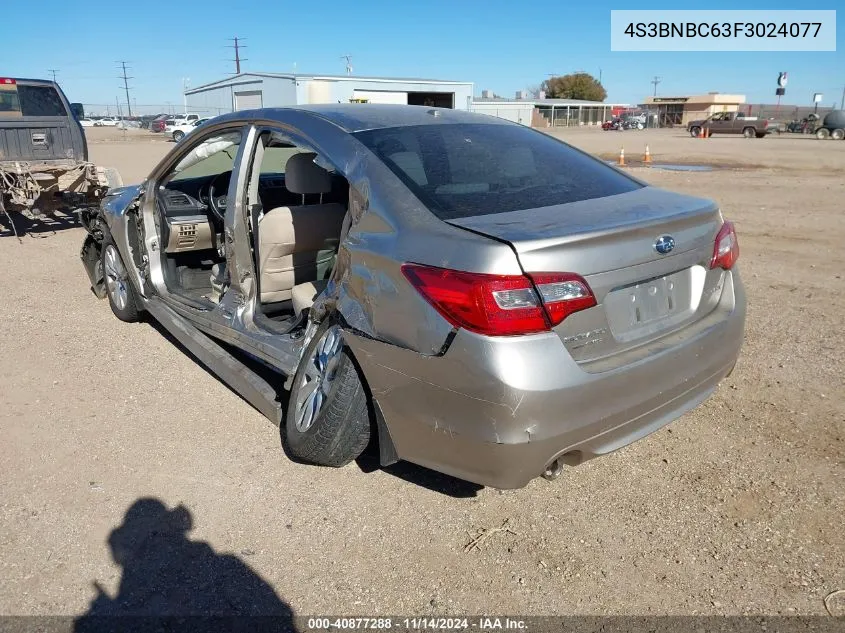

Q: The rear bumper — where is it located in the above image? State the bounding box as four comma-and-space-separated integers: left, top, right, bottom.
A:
347, 270, 746, 489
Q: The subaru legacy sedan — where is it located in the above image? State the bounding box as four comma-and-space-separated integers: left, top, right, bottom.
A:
79, 105, 745, 488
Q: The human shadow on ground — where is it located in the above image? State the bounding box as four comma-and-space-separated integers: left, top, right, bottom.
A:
73, 497, 297, 633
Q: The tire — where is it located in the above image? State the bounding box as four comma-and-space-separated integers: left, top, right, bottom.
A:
832, 128, 845, 140
742, 127, 755, 138
690, 126, 701, 138
816, 128, 830, 140
173, 130, 185, 142
284, 321, 371, 467
102, 240, 141, 323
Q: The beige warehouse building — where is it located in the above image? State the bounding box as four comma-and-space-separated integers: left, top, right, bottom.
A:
641, 93, 746, 126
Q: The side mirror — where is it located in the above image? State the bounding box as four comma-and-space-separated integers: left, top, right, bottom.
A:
70, 103, 85, 120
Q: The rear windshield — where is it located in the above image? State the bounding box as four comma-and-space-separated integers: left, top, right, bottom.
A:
0, 84, 67, 117
354, 123, 642, 220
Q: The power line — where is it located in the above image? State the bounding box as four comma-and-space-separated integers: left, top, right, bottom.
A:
227, 37, 247, 74
47, 69, 59, 82
116, 61, 134, 117
651, 76, 662, 97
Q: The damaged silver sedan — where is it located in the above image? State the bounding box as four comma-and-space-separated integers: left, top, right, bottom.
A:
80, 105, 746, 489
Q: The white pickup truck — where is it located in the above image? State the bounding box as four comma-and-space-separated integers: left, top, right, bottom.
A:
172, 113, 200, 125
165, 118, 210, 142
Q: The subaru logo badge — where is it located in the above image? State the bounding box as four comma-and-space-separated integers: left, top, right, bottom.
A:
654, 235, 675, 254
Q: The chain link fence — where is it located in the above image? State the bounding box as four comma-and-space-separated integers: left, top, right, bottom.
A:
80, 103, 231, 118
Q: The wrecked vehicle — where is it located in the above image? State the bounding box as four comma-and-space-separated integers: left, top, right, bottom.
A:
80, 105, 746, 489
0, 77, 121, 236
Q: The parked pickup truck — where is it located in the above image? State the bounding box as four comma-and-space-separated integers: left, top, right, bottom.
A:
1, 77, 121, 236
687, 112, 772, 138
172, 113, 200, 125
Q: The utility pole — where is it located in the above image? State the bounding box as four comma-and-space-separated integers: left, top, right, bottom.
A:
116, 61, 133, 117
47, 69, 59, 82
840, 85, 844, 110
651, 76, 662, 97
182, 78, 190, 113
228, 37, 247, 74
341, 55, 353, 75
599, 68, 603, 84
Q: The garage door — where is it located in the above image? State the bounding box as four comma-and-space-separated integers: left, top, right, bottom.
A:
234, 90, 263, 111
352, 90, 408, 105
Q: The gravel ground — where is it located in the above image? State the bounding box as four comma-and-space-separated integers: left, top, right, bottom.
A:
0, 126, 842, 618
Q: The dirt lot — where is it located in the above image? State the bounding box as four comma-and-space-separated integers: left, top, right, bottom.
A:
1, 125, 843, 618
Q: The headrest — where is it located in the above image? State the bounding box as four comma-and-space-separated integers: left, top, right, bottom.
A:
285, 152, 332, 195
388, 151, 428, 186
500, 147, 536, 180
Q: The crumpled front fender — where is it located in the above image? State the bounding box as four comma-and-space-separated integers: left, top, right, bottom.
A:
80, 234, 106, 299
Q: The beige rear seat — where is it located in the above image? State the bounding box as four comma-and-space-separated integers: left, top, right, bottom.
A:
258, 153, 345, 306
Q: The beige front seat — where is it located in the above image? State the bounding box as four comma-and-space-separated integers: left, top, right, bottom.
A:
258, 153, 346, 306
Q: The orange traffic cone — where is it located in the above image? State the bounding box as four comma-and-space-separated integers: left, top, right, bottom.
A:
643, 145, 652, 164
618, 147, 625, 166
702, 127, 709, 139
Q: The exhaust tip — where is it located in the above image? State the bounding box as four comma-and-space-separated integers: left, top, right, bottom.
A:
542, 451, 583, 481
542, 458, 564, 481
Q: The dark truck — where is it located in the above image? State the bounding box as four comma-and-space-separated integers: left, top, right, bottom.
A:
687, 111, 773, 138
0, 77, 121, 236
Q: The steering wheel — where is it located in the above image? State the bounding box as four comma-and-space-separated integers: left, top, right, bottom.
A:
207, 171, 231, 223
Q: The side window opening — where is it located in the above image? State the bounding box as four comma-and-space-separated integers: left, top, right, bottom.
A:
0, 85, 21, 115
248, 130, 349, 324
154, 130, 243, 306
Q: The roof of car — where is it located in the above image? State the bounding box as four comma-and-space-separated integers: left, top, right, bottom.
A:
223, 104, 512, 133
6, 78, 56, 85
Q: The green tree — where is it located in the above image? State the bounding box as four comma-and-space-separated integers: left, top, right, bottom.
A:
541, 73, 607, 101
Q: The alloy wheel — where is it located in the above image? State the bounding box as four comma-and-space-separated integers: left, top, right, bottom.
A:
103, 244, 129, 311
294, 326, 344, 432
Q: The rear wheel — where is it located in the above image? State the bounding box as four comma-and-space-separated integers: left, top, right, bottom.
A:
832, 128, 845, 140
102, 241, 141, 323
173, 130, 185, 142
284, 321, 371, 467
816, 128, 831, 140
742, 127, 755, 138
689, 126, 701, 138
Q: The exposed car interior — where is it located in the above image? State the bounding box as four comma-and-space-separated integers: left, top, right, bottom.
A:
155, 128, 349, 330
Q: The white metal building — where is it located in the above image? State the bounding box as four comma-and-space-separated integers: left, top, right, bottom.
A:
470, 98, 537, 126
470, 91, 620, 127
184, 72, 474, 115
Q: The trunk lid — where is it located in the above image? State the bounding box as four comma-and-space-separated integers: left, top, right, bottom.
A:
448, 186, 728, 364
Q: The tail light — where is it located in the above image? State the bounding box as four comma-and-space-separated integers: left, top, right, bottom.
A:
710, 221, 739, 270
0, 78, 16, 85
401, 263, 596, 337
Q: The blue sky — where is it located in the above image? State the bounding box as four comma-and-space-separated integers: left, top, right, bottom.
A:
3, 0, 842, 111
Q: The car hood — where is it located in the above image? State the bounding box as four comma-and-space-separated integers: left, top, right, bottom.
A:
102, 183, 143, 216
687, 119, 706, 127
